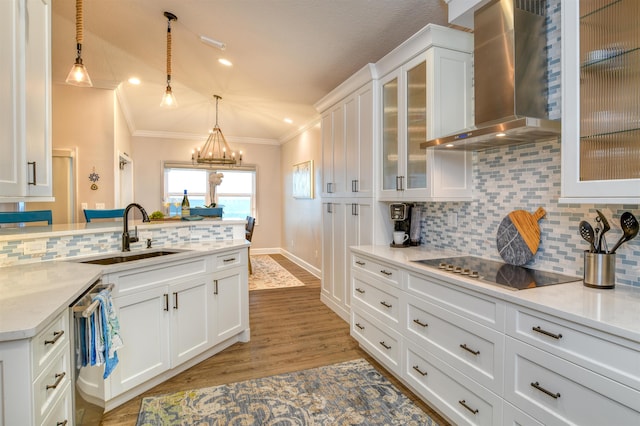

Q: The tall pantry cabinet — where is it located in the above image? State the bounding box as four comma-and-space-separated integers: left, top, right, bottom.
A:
316, 65, 383, 321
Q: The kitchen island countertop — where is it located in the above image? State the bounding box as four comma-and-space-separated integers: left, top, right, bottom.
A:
0, 239, 249, 342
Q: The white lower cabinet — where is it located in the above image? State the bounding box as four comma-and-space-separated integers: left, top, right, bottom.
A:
79, 249, 249, 411
350, 249, 640, 426
0, 310, 72, 426
404, 341, 503, 426
504, 337, 640, 425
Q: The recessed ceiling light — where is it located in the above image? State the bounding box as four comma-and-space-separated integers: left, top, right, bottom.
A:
128, 77, 141, 85
218, 58, 232, 67
284, 118, 293, 124
496, 132, 507, 137
445, 143, 454, 148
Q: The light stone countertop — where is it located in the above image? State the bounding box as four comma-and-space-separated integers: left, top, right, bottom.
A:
351, 245, 640, 344
0, 239, 249, 342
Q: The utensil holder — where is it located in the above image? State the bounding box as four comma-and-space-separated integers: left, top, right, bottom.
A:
583, 251, 615, 289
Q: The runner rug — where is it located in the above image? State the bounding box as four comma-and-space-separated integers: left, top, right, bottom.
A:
249, 255, 305, 290
136, 358, 438, 425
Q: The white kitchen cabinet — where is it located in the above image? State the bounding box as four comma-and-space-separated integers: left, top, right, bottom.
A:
78, 249, 249, 411
0, 0, 52, 200
560, 0, 640, 203
378, 40, 473, 201
321, 199, 375, 321
0, 310, 72, 426
320, 81, 375, 198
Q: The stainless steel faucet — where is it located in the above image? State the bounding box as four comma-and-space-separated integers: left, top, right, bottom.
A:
122, 203, 150, 251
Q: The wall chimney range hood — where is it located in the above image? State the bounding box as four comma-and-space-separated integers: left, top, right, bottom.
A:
422, 0, 560, 151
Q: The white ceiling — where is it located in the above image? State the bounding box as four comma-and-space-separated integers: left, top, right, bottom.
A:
51, 0, 452, 143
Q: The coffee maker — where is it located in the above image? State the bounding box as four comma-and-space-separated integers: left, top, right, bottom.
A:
389, 203, 420, 247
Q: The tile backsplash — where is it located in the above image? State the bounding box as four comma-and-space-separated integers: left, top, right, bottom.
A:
418, 140, 640, 287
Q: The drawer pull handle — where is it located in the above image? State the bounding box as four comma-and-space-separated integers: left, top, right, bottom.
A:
460, 343, 480, 356
46, 372, 66, 390
355, 288, 365, 294
173, 292, 178, 309
214, 279, 219, 295
379, 270, 392, 276
458, 399, 479, 414
44, 330, 64, 346
413, 319, 428, 328
532, 326, 563, 340
379, 341, 391, 350
355, 323, 365, 330
412, 365, 428, 376
57, 421, 68, 426
164, 294, 169, 311
380, 301, 392, 308
223, 257, 236, 263
355, 260, 366, 266
531, 381, 561, 399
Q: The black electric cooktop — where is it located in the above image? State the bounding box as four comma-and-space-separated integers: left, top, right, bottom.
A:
413, 256, 580, 291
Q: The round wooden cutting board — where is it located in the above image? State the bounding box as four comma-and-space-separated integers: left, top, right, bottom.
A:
496, 207, 546, 266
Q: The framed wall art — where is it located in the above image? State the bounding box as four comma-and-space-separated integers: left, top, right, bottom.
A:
292, 160, 314, 199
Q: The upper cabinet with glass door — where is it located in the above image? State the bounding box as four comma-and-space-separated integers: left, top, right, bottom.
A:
378, 25, 474, 201
561, 0, 640, 203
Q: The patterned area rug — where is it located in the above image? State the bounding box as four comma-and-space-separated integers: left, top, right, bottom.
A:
249, 255, 305, 291
136, 359, 438, 425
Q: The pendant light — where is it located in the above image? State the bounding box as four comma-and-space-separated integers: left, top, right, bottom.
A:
192, 95, 241, 165
65, 0, 92, 87
160, 11, 178, 108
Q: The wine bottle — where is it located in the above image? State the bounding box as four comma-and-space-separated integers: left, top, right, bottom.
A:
181, 190, 190, 217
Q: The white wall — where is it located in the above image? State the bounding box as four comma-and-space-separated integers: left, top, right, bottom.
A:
280, 122, 322, 270
52, 84, 116, 220
131, 136, 283, 251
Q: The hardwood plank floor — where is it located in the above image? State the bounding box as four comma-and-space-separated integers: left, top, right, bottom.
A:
100, 254, 450, 425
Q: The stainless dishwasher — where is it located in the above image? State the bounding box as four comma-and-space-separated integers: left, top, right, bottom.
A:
69, 279, 114, 425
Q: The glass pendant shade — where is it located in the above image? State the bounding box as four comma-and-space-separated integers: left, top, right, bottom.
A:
65, 56, 92, 87
160, 85, 177, 108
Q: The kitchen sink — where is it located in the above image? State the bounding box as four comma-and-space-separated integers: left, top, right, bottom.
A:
79, 249, 186, 265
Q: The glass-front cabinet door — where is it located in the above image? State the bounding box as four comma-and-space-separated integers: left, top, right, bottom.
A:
561, 0, 640, 202
381, 70, 400, 194
379, 55, 429, 200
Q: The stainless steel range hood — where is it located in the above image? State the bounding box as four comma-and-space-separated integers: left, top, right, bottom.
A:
422, 0, 560, 150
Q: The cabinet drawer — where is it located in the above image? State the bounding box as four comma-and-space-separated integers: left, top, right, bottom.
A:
407, 272, 505, 330
33, 348, 70, 426
40, 381, 72, 426
351, 309, 402, 375
32, 311, 69, 377
109, 255, 209, 296
502, 401, 543, 426
404, 341, 503, 426
505, 337, 640, 426
352, 273, 400, 325
506, 304, 640, 391
352, 254, 401, 288
213, 249, 243, 270
405, 297, 504, 394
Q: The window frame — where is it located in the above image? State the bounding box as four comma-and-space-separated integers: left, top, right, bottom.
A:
163, 161, 257, 220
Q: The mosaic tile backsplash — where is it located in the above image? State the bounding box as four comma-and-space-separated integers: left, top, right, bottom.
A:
417, 140, 640, 287
0, 223, 236, 267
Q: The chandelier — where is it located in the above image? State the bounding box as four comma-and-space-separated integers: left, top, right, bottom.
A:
192, 95, 242, 165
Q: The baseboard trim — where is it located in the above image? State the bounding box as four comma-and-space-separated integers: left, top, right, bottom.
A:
249, 247, 321, 279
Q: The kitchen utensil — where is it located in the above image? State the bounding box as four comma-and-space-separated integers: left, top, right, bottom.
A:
610, 212, 639, 253
594, 227, 601, 253
596, 209, 610, 253
579, 220, 596, 253
496, 207, 546, 266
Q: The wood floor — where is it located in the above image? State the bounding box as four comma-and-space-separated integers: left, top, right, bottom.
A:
100, 254, 450, 425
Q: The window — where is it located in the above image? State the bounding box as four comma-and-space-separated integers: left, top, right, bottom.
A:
164, 163, 256, 219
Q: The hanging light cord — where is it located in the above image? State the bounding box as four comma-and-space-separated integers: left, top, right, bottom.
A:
166, 16, 173, 86
75, 0, 84, 57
